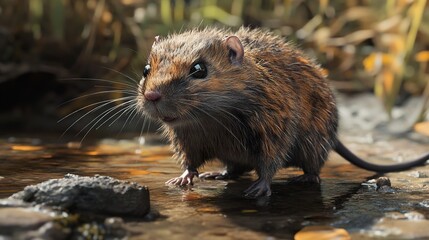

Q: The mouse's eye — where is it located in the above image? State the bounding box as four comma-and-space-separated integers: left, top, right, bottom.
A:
189, 62, 207, 79
143, 64, 151, 78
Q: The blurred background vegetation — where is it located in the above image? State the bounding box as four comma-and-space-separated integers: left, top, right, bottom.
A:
0, 0, 428, 136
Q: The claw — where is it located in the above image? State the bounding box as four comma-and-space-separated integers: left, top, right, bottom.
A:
166, 169, 198, 186
243, 178, 272, 199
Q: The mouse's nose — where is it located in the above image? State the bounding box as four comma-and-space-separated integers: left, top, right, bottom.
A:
144, 90, 162, 102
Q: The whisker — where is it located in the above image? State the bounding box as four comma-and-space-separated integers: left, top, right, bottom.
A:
118, 104, 139, 135
106, 101, 138, 128
78, 99, 136, 141
61, 78, 137, 89
59, 89, 137, 107
58, 96, 135, 123
102, 67, 139, 85
60, 96, 135, 137
130, 63, 143, 80
93, 84, 138, 92
139, 114, 149, 143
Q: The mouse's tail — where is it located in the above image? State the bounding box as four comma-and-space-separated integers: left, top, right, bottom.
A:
334, 140, 429, 173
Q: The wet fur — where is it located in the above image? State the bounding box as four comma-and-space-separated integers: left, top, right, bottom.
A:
139, 27, 338, 196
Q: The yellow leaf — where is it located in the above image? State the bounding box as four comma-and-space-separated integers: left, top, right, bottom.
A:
414, 122, 429, 136
381, 54, 394, 66
415, 51, 429, 62
294, 226, 351, 240
11, 145, 43, 151
363, 53, 378, 73
364, 53, 399, 74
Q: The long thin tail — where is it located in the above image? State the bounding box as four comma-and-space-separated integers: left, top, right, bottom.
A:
334, 140, 429, 173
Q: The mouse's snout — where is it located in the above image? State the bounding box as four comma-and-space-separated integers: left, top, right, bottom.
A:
144, 90, 162, 102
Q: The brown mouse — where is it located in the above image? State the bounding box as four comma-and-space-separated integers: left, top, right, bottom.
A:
137, 27, 429, 198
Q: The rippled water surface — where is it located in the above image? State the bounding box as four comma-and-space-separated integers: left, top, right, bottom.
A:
1, 132, 429, 239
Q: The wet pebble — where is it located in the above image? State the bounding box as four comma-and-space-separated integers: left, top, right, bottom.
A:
370, 177, 395, 193
364, 177, 395, 192
408, 171, 429, 178
404, 211, 425, 220
24, 222, 70, 240
76, 222, 105, 239
367, 211, 429, 239
376, 177, 391, 188
418, 200, 429, 208
0, 207, 54, 233
377, 185, 396, 193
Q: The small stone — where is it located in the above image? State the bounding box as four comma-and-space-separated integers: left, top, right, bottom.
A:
24, 222, 71, 240
377, 185, 395, 193
409, 171, 429, 178
404, 211, 425, 220
0, 207, 54, 234
418, 200, 429, 208
0, 198, 30, 208
294, 226, 351, 240
369, 216, 429, 238
104, 217, 127, 239
9, 174, 150, 217
104, 217, 124, 229
376, 177, 391, 188
385, 212, 407, 220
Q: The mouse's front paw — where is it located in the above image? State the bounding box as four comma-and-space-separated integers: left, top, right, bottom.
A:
165, 169, 198, 186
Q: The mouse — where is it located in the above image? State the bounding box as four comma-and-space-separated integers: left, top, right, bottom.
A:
136, 27, 429, 198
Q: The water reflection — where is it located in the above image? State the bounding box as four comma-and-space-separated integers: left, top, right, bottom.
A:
1, 135, 429, 239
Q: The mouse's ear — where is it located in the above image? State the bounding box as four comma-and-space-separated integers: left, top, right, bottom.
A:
224, 36, 244, 65
152, 36, 160, 46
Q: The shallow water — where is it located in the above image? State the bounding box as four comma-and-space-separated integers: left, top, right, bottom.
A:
1, 132, 429, 239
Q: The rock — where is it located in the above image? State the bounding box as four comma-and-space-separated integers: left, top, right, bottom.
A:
104, 217, 128, 238
0, 198, 31, 208
418, 200, 429, 208
371, 177, 395, 193
0, 207, 55, 234
404, 211, 425, 220
10, 174, 150, 217
408, 171, 429, 178
375, 177, 391, 188
294, 226, 351, 240
377, 185, 396, 193
367, 211, 429, 239
23, 222, 71, 240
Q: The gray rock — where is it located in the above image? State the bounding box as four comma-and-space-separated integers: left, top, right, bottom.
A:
0, 207, 54, 235
377, 185, 396, 193
373, 177, 394, 193
408, 171, 429, 178
9, 174, 150, 217
376, 177, 391, 188
23, 222, 71, 240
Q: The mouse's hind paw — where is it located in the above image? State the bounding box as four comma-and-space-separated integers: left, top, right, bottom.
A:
243, 178, 272, 199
